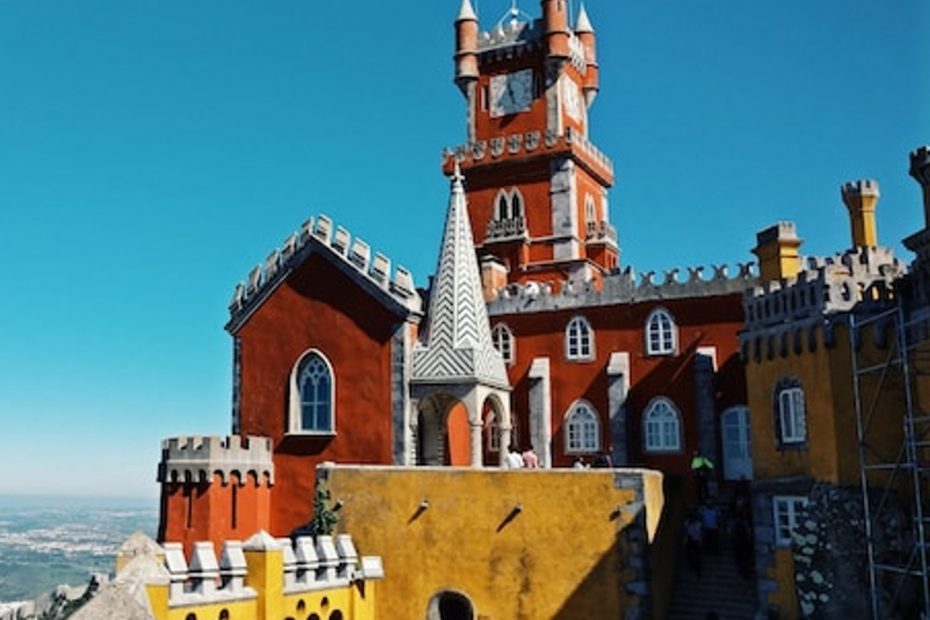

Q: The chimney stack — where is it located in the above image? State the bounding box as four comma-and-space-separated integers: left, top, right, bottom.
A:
909, 145, 930, 229
841, 179, 880, 248
541, 0, 570, 60
753, 222, 803, 283
480, 255, 508, 302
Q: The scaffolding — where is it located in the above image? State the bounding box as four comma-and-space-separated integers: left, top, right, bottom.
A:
852, 299, 930, 619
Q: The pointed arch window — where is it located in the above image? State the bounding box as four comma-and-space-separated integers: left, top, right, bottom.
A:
585, 194, 596, 224
289, 350, 335, 434
646, 308, 677, 356
775, 377, 806, 446
491, 323, 515, 364
565, 401, 600, 453
510, 191, 523, 219
643, 397, 681, 452
487, 188, 527, 241
565, 316, 594, 360
496, 192, 510, 220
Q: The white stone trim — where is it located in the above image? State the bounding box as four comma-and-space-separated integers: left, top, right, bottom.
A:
287, 348, 336, 436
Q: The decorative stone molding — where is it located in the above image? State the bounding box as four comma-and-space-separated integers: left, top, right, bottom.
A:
475, 19, 587, 70
227, 214, 422, 332
486, 261, 756, 316
158, 435, 274, 486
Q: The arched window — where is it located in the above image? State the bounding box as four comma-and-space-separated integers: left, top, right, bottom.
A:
496, 192, 510, 220
218, 611, 229, 620
565, 401, 600, 453
585, 194, 596, 224
328, 612, 344, 620
565, 316, 594, 360
491, 323, 515, 364
510, 191, 523, 219
645, 308, 677, 356
643, 398, 681, 452
289, 350, 335, 434
775, 378, 806, 446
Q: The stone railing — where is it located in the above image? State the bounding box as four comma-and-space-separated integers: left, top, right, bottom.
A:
227, 214, 422, 329
445, 126, 613, 178
486, 216, 527, 241
585, 220, 617, 244
158, 435, 275, 486
487, 262, 757, 315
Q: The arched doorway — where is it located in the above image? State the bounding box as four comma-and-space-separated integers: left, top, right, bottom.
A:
721, 406, 752, 480
416, 395, 471, 466
426, 590, 475, 620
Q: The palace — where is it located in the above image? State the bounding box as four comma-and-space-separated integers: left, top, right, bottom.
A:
144, 1, 930, 619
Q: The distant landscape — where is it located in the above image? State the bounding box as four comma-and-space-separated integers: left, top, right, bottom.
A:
0, 495, 158, 603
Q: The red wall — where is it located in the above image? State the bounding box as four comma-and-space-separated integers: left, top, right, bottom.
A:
235, 253, 403, 535
496, 293, 747, 483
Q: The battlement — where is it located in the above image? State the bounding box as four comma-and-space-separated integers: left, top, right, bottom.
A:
160, 531, 383, 608
227, 214, 422, 331
743, 245, 905, 335
158, 435, 275, 486
474, 17, 588, 72
486, 261, 756, 315
911, 145, 930, 184
444, 125, 613, 183
841, 179, 880, 199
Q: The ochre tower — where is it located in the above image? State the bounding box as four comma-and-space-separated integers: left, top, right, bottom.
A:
446, 0, 617, 289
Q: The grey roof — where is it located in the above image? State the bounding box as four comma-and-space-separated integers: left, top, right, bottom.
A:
575, 3, 594, 33
412, 165, 509, 388
457, 0, 477, 22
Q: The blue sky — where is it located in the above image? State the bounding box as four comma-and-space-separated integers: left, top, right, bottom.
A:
0, 1, 927, 498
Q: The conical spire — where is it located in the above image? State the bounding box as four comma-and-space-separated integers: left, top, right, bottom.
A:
457, 0, 478, 22
411, 164, 509, 388
575, 3, 594, 32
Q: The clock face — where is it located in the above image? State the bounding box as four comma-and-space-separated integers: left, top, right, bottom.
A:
562, 76, 583, 122
490, 69, 534, 118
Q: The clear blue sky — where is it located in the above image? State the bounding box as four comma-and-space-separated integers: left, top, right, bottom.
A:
0, 1, 927, 498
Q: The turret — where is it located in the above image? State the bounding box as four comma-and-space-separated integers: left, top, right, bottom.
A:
910, 145, 930, 229
753, 222, 803, 283
454, 0, 479, 94
575, 3, 600, 105
841, 179, 880, 248
541, 0, 570, 59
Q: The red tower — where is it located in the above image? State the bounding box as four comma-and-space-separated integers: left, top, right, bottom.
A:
446, 0, 617, 289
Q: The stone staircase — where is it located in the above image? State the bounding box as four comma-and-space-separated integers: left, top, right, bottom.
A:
666, 489, 757, 620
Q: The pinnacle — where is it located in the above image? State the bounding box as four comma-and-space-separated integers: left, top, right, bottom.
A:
457, 0, 478, 22
575, 3, 594, 33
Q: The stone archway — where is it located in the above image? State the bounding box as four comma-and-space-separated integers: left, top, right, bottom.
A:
426, 590, 475, 620
416, 394, 472, 466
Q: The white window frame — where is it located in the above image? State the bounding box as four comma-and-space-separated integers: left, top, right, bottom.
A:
643, 397, 682, 453
777, 385, 806, 444
491, 323, 515, 365
566, 316, 595, 361
773, 495, 808, 547
565, 401, 601, 453
645, 308, 677, 356
288, 349, 336, 435
585, 194, 596, 224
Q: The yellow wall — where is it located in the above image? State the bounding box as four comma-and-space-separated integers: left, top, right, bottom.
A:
767, 548, 799, 616
320, 465, 664, 620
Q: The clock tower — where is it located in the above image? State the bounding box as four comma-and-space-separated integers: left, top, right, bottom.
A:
446, 0, 617, 289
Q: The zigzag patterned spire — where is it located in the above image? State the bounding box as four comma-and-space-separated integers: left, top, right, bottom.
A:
412, 164, 510, 388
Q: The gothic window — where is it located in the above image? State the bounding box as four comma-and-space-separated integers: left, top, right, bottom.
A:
565, 401, 600, 453
510, 191, 523, 219
491, 323, 515, 364
645, 308, 677, 356
643, 398, 681, 453
289, 350, 335, 434
773, 495, 808, 547
775, 378, 806, 446
566, 316, 594, 360
585, 194, 596, 224
496, 192, 510, 220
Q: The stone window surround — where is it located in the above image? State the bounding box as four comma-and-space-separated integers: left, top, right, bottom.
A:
564, 400, 601, 454
642, 396, 682, 453
565, 315, 595, 361
287, 348, 337, 436
772, 495, 808, 547
774, 377, 807, 449
491, 322, 516, 365
645, 307, 678, 356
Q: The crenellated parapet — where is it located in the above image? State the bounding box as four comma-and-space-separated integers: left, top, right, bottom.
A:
444, 125, 613, 184
160, 531, 383, 608
226, 214, 422, 333
486, 261, 756, 315
474, 18, 588, 72
158, 435, 275, 486
740, 245, 906, 359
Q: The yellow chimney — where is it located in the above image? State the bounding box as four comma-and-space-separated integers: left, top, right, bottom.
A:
841, 179, 880, 248
753, 222, 803, 283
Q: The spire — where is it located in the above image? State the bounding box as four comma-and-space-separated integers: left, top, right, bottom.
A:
411, 163, 509, 389
457, 0, 478, 22
575, 3, 594, 33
